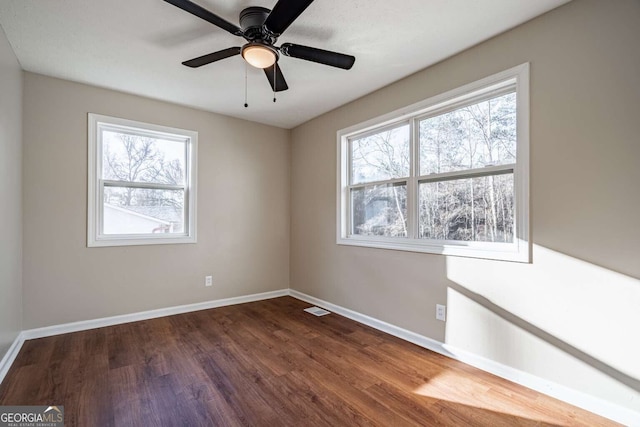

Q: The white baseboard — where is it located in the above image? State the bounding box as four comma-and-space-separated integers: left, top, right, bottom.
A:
0, 332, 25, 385
290, 289, 640, 427
22, 289, 289, 340
2, 289, 287, 385
442, 344, 640, 427
289, 289, 453, 356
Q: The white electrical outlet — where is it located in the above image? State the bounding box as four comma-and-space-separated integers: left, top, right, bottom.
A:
205, 276, 213, 287
436, 304, 446, 321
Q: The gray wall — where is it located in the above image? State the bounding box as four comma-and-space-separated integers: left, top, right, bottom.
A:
290, 0, 640, 413
0, 26, 22, 357
22, 73, 290, 329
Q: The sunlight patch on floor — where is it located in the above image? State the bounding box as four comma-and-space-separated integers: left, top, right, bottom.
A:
412, 370, 566, 425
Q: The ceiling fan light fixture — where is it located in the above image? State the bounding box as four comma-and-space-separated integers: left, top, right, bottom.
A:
242, 43, 277, 69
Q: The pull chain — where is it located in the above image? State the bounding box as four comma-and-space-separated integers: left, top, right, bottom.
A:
273, 63, 277, 103
244, 62, 248, 108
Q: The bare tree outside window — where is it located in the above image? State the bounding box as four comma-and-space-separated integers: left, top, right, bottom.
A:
418, 92, 516, 243
349, 125, 410, 237
101, 131, 187, 234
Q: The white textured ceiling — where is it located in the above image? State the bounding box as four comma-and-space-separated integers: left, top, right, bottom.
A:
0, 0, 569, 128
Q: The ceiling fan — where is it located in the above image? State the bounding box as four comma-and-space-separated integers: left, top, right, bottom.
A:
163, 0, 356, 94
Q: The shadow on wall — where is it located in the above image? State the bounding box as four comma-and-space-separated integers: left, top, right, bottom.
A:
444, 245, 640, 400
446, 282, 640, 394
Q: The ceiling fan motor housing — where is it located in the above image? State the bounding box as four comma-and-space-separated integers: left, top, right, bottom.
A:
240, 6, 275, 43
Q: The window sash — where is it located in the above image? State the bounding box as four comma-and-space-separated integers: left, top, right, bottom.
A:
346, 171, 514, 241
98, 127, 189, 186
418, 172, 515, 242
101, 179, 185, 191
417, 164, 514, 184
347, 177, 408, 191
98, 182, 189, 238
347, 120, 411, 186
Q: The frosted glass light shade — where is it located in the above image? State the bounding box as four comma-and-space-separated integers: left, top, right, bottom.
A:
242, 45, 276, 69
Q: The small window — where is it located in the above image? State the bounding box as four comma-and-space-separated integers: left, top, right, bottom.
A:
337, 64, 529, 262
88, 114, 197, 247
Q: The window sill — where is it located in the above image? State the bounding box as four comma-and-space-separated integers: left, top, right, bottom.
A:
336, 236, 530, 263
88, 235, 196, 248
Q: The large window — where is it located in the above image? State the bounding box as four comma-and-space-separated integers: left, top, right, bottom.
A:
337, 64, 529, 262
88, 114, 197, 247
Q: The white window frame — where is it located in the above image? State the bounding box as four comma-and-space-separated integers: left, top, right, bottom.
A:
87, 113, 197, 247
337, 63, 530, 262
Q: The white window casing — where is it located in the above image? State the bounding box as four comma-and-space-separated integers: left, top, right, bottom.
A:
337, 63, 530, 262
88, 114, 197, 247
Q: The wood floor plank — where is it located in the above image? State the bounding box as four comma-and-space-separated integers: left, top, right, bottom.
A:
0, 297, 620, 426
363, 382, 445, 426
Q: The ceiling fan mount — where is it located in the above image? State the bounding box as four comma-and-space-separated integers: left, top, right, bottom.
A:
163, 0, 356, 93
239, 7, 275, 43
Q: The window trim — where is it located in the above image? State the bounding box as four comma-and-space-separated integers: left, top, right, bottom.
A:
87, 113, 198, 247
337, 63, 530, 262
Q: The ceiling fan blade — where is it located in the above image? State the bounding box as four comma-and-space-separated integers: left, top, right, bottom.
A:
280, 43, 355, 70
163, 0, 243, 36
263, 0, 314, 36
182, 47, 241, 68
263, 63, 289, 92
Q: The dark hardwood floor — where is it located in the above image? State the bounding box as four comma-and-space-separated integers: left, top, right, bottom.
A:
0, 297, 618, 426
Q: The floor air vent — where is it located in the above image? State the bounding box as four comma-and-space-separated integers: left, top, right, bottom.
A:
304, 306, 331, 316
